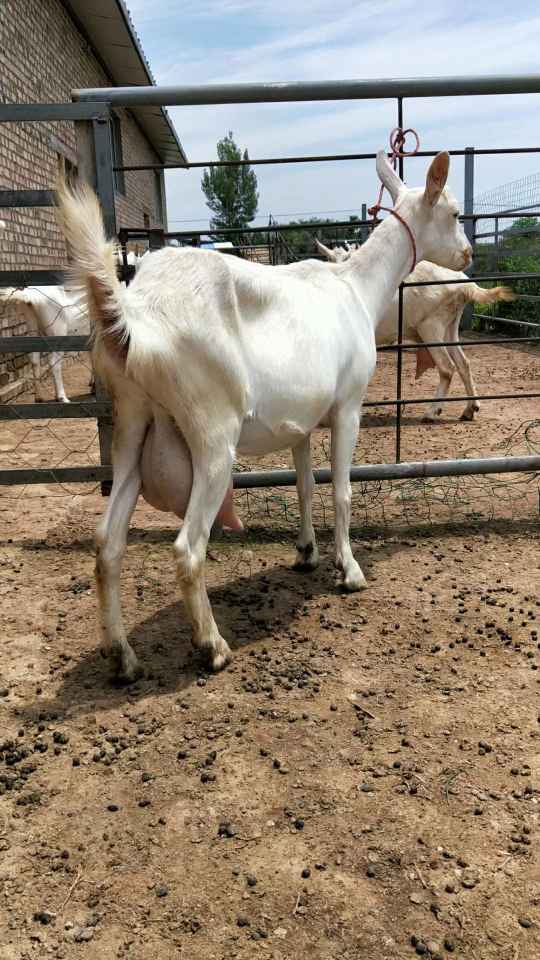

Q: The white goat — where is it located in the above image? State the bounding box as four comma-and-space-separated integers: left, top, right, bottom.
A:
0, 285, 91, 402
315, 240, 515, 420
57, 151, 472, 682
0, 252, 144, 402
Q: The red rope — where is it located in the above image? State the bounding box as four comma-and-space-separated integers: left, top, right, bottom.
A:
367, 126, 420, 274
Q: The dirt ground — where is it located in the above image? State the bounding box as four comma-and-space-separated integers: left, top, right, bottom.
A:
0, 339, 539, 959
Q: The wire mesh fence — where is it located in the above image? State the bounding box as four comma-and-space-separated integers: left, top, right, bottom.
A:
1, 81, 540, 537
1, 318, 538, 535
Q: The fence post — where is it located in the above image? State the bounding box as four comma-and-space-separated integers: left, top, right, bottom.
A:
462, 146, 475, 330
148, 228, 165, 251
93, 119, 117, 495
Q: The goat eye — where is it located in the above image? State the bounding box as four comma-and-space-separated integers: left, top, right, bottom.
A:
453, 213, 459, 219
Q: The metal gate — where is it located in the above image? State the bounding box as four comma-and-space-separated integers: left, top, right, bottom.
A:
1, 75, 540, 491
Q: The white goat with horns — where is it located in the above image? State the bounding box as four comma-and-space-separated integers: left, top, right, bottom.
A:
315, 239, 515, 421
56, 151, 472, 682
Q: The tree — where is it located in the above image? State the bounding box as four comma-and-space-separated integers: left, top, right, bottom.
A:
201, 132, 258, 235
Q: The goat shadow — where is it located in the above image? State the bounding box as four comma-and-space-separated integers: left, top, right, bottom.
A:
17, 514, 537, 722
19, 537, 399, 721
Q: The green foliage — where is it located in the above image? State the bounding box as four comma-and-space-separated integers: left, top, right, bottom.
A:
201, 132, 259, 236
474, 216, 540, 334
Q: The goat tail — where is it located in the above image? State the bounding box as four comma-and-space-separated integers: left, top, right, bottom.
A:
465, 282, 517, 304
55, 176, 128, 359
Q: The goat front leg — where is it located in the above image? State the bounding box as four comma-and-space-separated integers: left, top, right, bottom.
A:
331, 408, 366, 591
292, 434, 319, 571
173, 431, 238, 671
95, 408, 149, 681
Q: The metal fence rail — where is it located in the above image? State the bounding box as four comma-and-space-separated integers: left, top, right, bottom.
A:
1, 75, 540, 493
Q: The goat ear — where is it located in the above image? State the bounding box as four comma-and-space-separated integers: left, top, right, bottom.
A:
424, 151, 450, 207
376, 149, 404, 205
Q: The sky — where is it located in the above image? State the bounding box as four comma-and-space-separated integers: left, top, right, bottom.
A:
125, 0, 540, 232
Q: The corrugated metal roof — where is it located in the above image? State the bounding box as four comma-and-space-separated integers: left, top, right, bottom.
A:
63, 0, 187, 165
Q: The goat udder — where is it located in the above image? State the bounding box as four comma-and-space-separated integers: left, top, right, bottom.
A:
140, 414, 242, 530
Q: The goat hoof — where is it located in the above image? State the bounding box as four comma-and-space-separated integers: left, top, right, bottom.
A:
293, 542, 319, 572
117, 658, 144, 685
460, 404, 479, 421
59, 397, 71, 404
106, 645, 143, 684
341, 564, 367, 592
211, 645, 232, 672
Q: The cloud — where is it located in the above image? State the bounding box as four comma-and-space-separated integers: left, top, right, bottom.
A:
123, 0, 540, 227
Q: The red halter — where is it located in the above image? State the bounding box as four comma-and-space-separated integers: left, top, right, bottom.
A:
367, 127, 420, 274
372, 205, 417, 274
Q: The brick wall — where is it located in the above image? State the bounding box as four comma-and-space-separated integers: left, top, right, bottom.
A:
0, 0, 166, 398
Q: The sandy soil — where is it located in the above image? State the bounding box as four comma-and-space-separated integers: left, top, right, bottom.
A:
0, 338, 539, 959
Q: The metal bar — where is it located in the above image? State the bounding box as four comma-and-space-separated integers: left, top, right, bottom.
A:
91, 119, 116, 494
462, 147, 475, 331
118, 212, 540, 242
363, 391, 540, 408
114, 145, 540, 172
92, 118, 117, 240
0, 402, 111, 421
2, 332, 532, 358
395, 98, 405, 463
464, 148, 475, 246
73, 74, 540, 107
0, 270, 65, 287
0, 102, 111, 123
471, 314, 540, 329
148, 229, 165, 251
465, 211, 540, 220
0, 190, 55, 208
95, 372, 113, 497
378, 335, 540, 350
2, 454, 538, 489
396, 285, 404, 461
404, 272, 540, 286
0, 336, 89, 354
232, 455, 540, 489
0, 465, 112, 486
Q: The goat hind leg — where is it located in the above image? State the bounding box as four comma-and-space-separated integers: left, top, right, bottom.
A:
30, 352, 45, 402
293, 434, 319, 571
95, 410, 148, 681
448, 344, 480, 420
174, 436, 237, 671
50, 351, 69, 403
421, 348, 454, 421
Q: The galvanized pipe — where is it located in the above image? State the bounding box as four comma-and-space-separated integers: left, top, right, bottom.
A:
2, 454, 539, 488
234, 455, 540, 488
73, 74, 540, 107
118, 211, 540, 241
363, 391, 540, 408
114, 145, 540, 173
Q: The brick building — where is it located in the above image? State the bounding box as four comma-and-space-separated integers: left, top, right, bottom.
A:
0, 0, 185, 398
